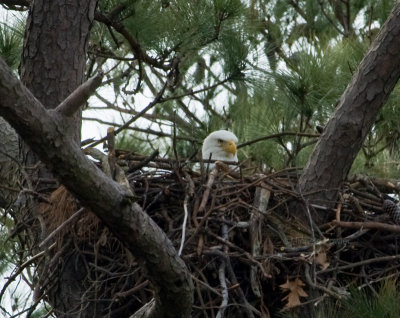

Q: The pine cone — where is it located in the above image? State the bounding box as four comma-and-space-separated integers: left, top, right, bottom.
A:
383, 200, 400, 224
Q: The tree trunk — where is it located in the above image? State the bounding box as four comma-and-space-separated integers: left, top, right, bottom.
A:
18, 1, 99, 316
297, 1, 400, 223
20, 0, 93, 138
0, 1, 194, 315
20, 0, 93, 187
0, 118, 19, 209
0, 55, 194, 317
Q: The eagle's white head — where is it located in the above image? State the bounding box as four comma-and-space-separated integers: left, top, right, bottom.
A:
202, 130, 238, 163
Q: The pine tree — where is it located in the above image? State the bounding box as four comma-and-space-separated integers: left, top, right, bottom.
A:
1, 0, 400, 316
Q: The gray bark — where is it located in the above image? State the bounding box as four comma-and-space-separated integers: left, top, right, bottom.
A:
0, 54, 193, 317
0, 118, 19, 209
16, 1, 101, 316
297, 1, 400, 223
20, 0, 92, 138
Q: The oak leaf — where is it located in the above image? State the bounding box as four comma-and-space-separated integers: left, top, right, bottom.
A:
279, 277, 308, 309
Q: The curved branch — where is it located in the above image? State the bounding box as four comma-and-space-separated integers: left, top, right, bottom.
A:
94, 10, 169, 70
0, 57, 193, 317
87, 79, 169, 148
238, 131, 320, 149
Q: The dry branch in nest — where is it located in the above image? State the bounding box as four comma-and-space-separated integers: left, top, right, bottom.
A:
6, 148, 400, 317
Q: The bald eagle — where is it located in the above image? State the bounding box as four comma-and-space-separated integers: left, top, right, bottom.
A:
202, 130, 238, 169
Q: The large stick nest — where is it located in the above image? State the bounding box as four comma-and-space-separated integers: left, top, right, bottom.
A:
10, 149, 400, 317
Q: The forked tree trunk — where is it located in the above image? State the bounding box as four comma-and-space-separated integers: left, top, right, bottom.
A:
297, 1, 400, 224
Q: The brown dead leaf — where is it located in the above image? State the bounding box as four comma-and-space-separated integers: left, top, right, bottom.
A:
262, 234, 274, 254
279, 277, 308, 309
315, 252, 330, 270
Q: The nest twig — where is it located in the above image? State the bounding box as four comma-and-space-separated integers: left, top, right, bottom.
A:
4, 150, 400, 317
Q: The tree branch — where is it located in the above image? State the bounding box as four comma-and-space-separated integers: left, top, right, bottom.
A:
238, 131, 320, 149
0, 57, 193, 317
94, 10, 169, 70
56, 72, 103, 116
298, 1, 400, 221
334, 220, 400, 233
87, 78, 169, 148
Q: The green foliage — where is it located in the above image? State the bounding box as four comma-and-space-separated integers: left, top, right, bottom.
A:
0, 16, 24, 70
0, 223, 11, 274
122, 0, 243, 53
280, 279, 400, 318
116, 130, 164, 155
117, 0, 250, 83
343, 279, 400, 318
29, 307, 52, 318
2, 0, 400, 315
86, 0, 400, 175
360, 0, 397, 26
279, 298, 342, 318
0, 214, 21, 275
230, 37, 369, 168
217, 29, 248, 78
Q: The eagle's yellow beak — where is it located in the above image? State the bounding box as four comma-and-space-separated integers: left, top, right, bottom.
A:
222, 140, 237, 155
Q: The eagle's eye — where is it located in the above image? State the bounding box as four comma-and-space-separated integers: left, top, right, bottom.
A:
217, 139, 223, 143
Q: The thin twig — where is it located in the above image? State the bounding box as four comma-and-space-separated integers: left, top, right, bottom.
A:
0, 243, 56, 303
304, 263, 342, 299
335, 220, 400, 233
127, 150, 159, 173
178, 193, 189, 256
199, 164, 220, 212
319, 254, 400, 274
216, 220, 229, 318
160, 77, 232, 102
318, 0, 346, 36
94, 11, 169, 70
39, 208, 86, 248
87, 79, 169, 147
238, 131, 320, 149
